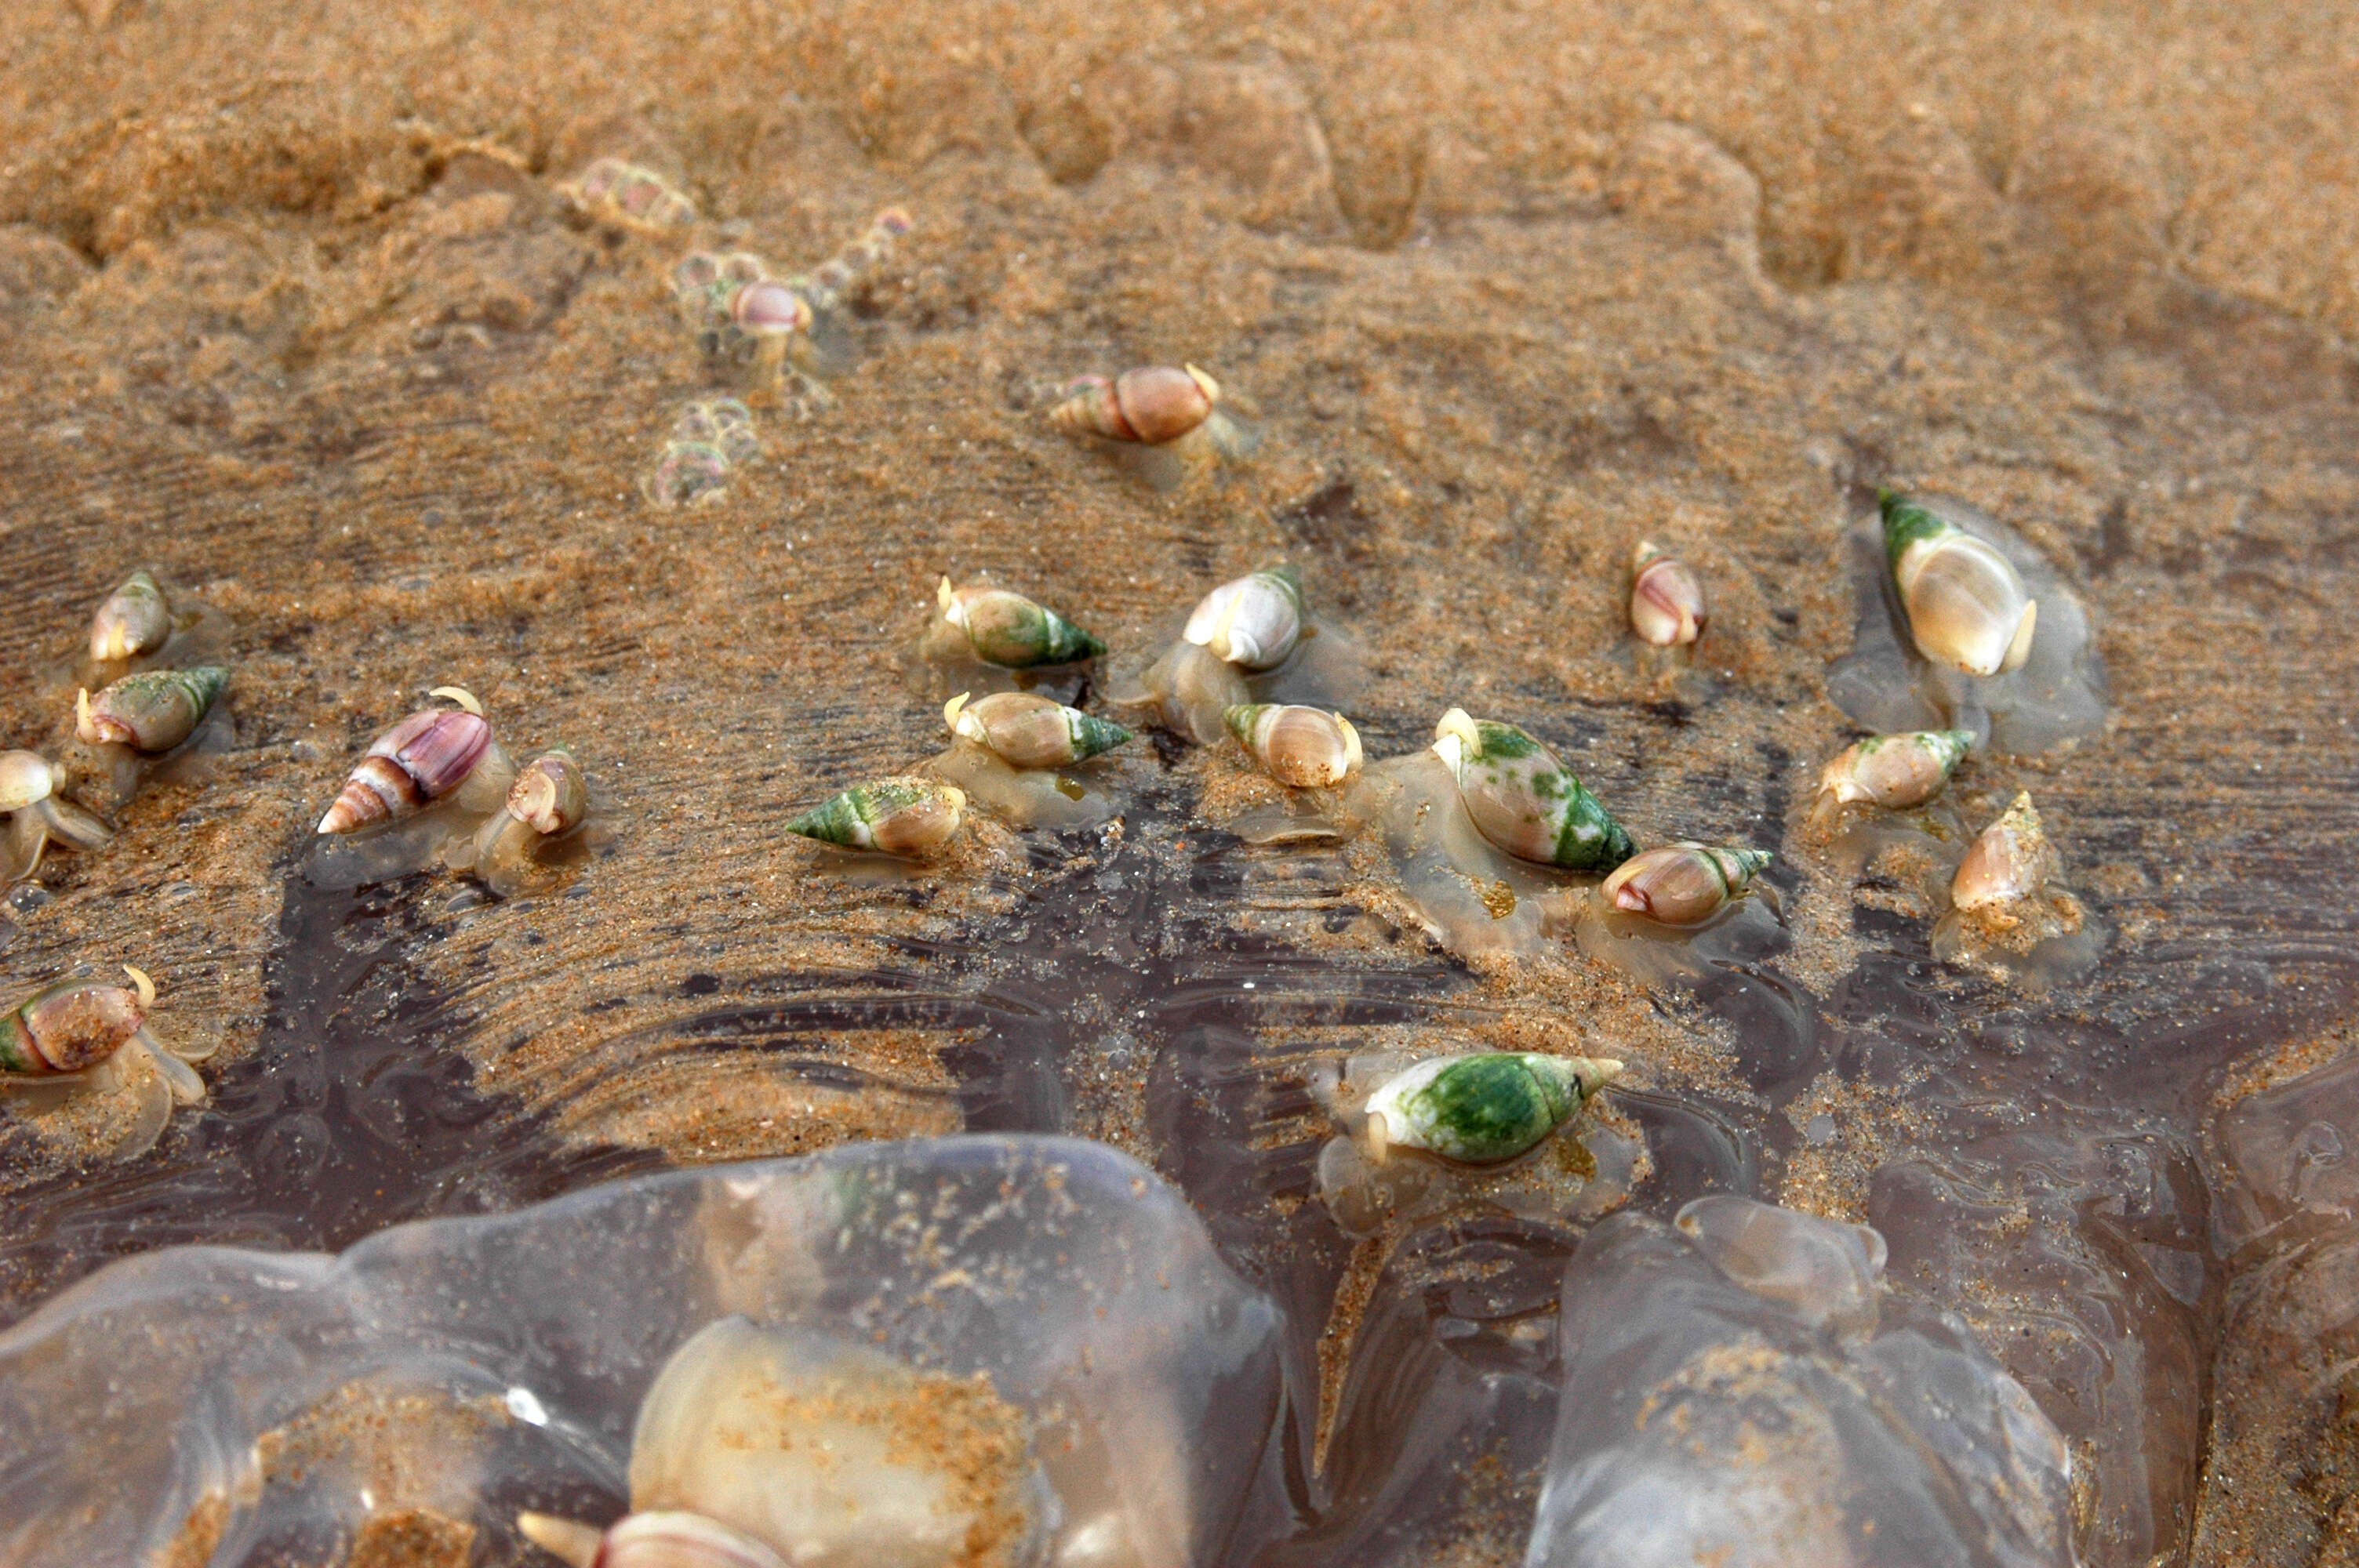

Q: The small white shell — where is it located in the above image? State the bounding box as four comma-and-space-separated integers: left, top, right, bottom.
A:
1630, 541, 1706, 646
0, 751, 57, 812
1183, 567, 1304, 670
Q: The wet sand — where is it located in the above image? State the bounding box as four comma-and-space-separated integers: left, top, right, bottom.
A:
3, 0, 2358, 1562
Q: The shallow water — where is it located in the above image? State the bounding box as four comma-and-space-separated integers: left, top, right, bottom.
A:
0, 870, 661, 1318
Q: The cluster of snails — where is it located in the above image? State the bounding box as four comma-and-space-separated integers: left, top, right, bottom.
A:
667, 208, 911, 408
644, 398, 759, 508
307, 686, 594, 899
2, 571, 234, 882
0, 572, 240, 1149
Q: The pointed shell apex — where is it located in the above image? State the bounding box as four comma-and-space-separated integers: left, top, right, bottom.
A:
1569, 1055, 1625, 1093
427, 685, 485, 716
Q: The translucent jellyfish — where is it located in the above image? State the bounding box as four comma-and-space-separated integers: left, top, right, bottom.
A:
0, 1136, 1285, 1568
1524, 1203, 2077, 1568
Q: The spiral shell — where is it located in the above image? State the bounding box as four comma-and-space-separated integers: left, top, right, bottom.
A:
1430, 708, 1635, 871
2, 975, 145, 1076
1629, 541, 1706, 646
0, 751, 58, 812
509, 748, 591, 836
1223, 703, 1361, 788
786, 777, 965, 858
75, 666, 228, 753
88, 570, 171, 662
1049, 365, 1220, 446
1817, 730, 1974, 811
517, 1511, 787, 1568
945, 692, 1132, 768
937, 579, 1106, 666
1364, 1052, 1623, 1165
1182, 565, 1303, 670
1951, 792, 2059, 911
1600, 842, 1772, 926
1881, 492, 2038, 677
318, 695, 494, 835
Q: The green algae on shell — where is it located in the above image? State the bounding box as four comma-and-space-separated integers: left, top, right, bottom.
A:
945, 691, 1132, 769
1364, 1051, 1624, 1165
1881, 491, 2038, 677
936, 579, 1106, 667
786, 777, 966, 858
1601, 842, 1773, 927
1430, 707, 1634, 871
2, 974, 146, 1076
1816, 728, 1975, 812
74, 666, 229, 753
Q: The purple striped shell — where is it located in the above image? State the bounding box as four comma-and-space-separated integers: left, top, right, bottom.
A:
317, 708, 492, 835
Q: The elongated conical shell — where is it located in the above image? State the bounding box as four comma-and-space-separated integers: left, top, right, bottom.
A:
945, 691, 1132, 768
786, 777, 965, 857
1049, 365, 1220, 445
1817, 730, 1974, 810
1365, 1052, 1623, 1165
1881, 492, 2038, 677
1630, 542, 1706, 646
1183, 565, 1303, 670
3, 978, 144, 1076
1601, 841, 1772, 925
88, 569, 172, 662
75, 666, 229, 753
1223, 703, 1361, 787
936, 579, 1106, 666
1951, 792, 2059, 910
508, 747, 591, 836
318, 706, 493, 834
0, 751, 57, 811
1430, 708, 1635, 871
